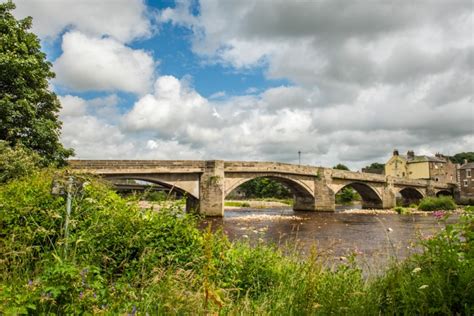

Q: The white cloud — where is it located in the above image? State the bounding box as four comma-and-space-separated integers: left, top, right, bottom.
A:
124, 75, 219, 135
58, 95, 87, 118
151, 0, 474, 168
53, 32, 155, 94
22, 0, 471, 169
14, 0, 151, 42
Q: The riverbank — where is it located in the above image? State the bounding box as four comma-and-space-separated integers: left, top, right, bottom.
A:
223, 199, 466, 215
1, 171, 472, 314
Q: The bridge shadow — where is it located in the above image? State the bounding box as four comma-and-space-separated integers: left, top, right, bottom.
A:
397, 187, 424, 206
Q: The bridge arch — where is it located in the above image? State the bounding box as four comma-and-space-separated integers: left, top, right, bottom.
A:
103, 174, 200, 212
104, 175, 199, 199
398, 187, 424, 206
224, 173, 316, 211
333, 182, 383, 209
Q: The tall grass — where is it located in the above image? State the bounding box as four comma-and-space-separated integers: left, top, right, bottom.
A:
1, 169, 472, 314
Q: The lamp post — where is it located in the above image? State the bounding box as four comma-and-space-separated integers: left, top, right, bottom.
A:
298, 151, 301, 165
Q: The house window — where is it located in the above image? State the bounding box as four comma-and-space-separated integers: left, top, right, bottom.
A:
435, 177, 439, 182
464, 179, 468, 187
402, 172, 405, 177
467, 169, 472, 178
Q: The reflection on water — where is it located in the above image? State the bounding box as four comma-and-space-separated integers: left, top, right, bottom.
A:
202, 207, 458, 271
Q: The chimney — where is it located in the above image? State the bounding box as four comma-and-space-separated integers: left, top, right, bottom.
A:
393, 149, 399, 156
464, 159, 468, 165
407, 150, 415, 159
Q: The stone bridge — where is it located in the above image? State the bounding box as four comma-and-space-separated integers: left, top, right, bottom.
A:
69, 160, 455, 216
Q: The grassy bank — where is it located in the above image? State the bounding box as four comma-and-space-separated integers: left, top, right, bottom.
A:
1, 170, 473, 314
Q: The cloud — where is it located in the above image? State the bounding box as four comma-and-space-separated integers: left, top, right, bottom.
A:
151, 0, 473, 168
14, 0, 151, 42
124, 75, 221, 136
53, 32, 155, 94
19, 1, 473, 169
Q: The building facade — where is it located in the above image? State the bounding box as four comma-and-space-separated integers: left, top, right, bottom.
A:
458, 162, 474, 202
385, 150, 456, 184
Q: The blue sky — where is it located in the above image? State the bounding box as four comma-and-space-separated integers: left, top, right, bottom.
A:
12, 0, 474, 169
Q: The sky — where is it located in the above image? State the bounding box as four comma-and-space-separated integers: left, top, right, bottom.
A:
12, 0, 474, 170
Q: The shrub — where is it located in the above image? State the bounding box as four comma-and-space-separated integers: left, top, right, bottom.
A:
418, 196, 457, 211
394, 206, 411, 215
0, 141, 41, 183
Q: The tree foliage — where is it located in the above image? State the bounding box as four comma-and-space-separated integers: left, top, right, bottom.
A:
237, 177, 292, 199
335, 187, 361, 204
449, 152, 474, 164
364, 162, 384, 170
333, 163, 350, 171
0, 1, 72, 165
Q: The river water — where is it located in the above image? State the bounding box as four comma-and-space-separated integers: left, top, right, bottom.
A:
202, 206, 458, 272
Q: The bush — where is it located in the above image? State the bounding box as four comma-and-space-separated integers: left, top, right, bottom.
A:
394, 206, 411, 215
418, 196, 457, 211
0, 141, 41, 183
0, 170, 205, 314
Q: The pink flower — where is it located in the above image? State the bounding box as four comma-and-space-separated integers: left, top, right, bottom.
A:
433, 211, 445, 220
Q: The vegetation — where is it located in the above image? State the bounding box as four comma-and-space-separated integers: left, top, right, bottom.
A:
335, 187, 361, 204
449, 152, 474, 164
236, 177, 292, 199
362, 162, 385, 174
225, 201, 251, 207
333, 163, 350, 171
1, 170, 472, 314
365, 162, 385, 170
418, 196, 457, 211
0, 1, 73, 165
0, 140, 41, 183
394, 206, 411, 215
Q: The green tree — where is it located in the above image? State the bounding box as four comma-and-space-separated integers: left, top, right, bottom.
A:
364, 162, 384, 170
449, 152, 474, 164
333, 163, 350, 171
238, 177, 292, 199
0, 1, 72, 165
335, 187, 361, 204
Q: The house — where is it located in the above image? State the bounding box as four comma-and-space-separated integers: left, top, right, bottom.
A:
458, 161, 474, 202
384, 149, 456, 183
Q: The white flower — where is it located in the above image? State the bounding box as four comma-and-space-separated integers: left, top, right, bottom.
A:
412, 267, 421, 274
419, 285, 428, 290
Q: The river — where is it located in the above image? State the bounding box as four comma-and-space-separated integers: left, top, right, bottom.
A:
202, 206, 458, 272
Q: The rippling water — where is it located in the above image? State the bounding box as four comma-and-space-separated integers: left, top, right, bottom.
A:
202, 206, 458, 271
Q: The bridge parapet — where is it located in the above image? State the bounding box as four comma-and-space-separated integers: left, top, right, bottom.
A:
69, 160, 206, 174
330, 169, 386, 183
224, 161, 320, 175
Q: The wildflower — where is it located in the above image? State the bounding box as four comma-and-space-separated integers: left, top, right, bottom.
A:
419, 285, 428, 290
28, 280, 33, 286
433, 211, 445, 220
412, 267, 421, 274
79, 291, 84, 299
